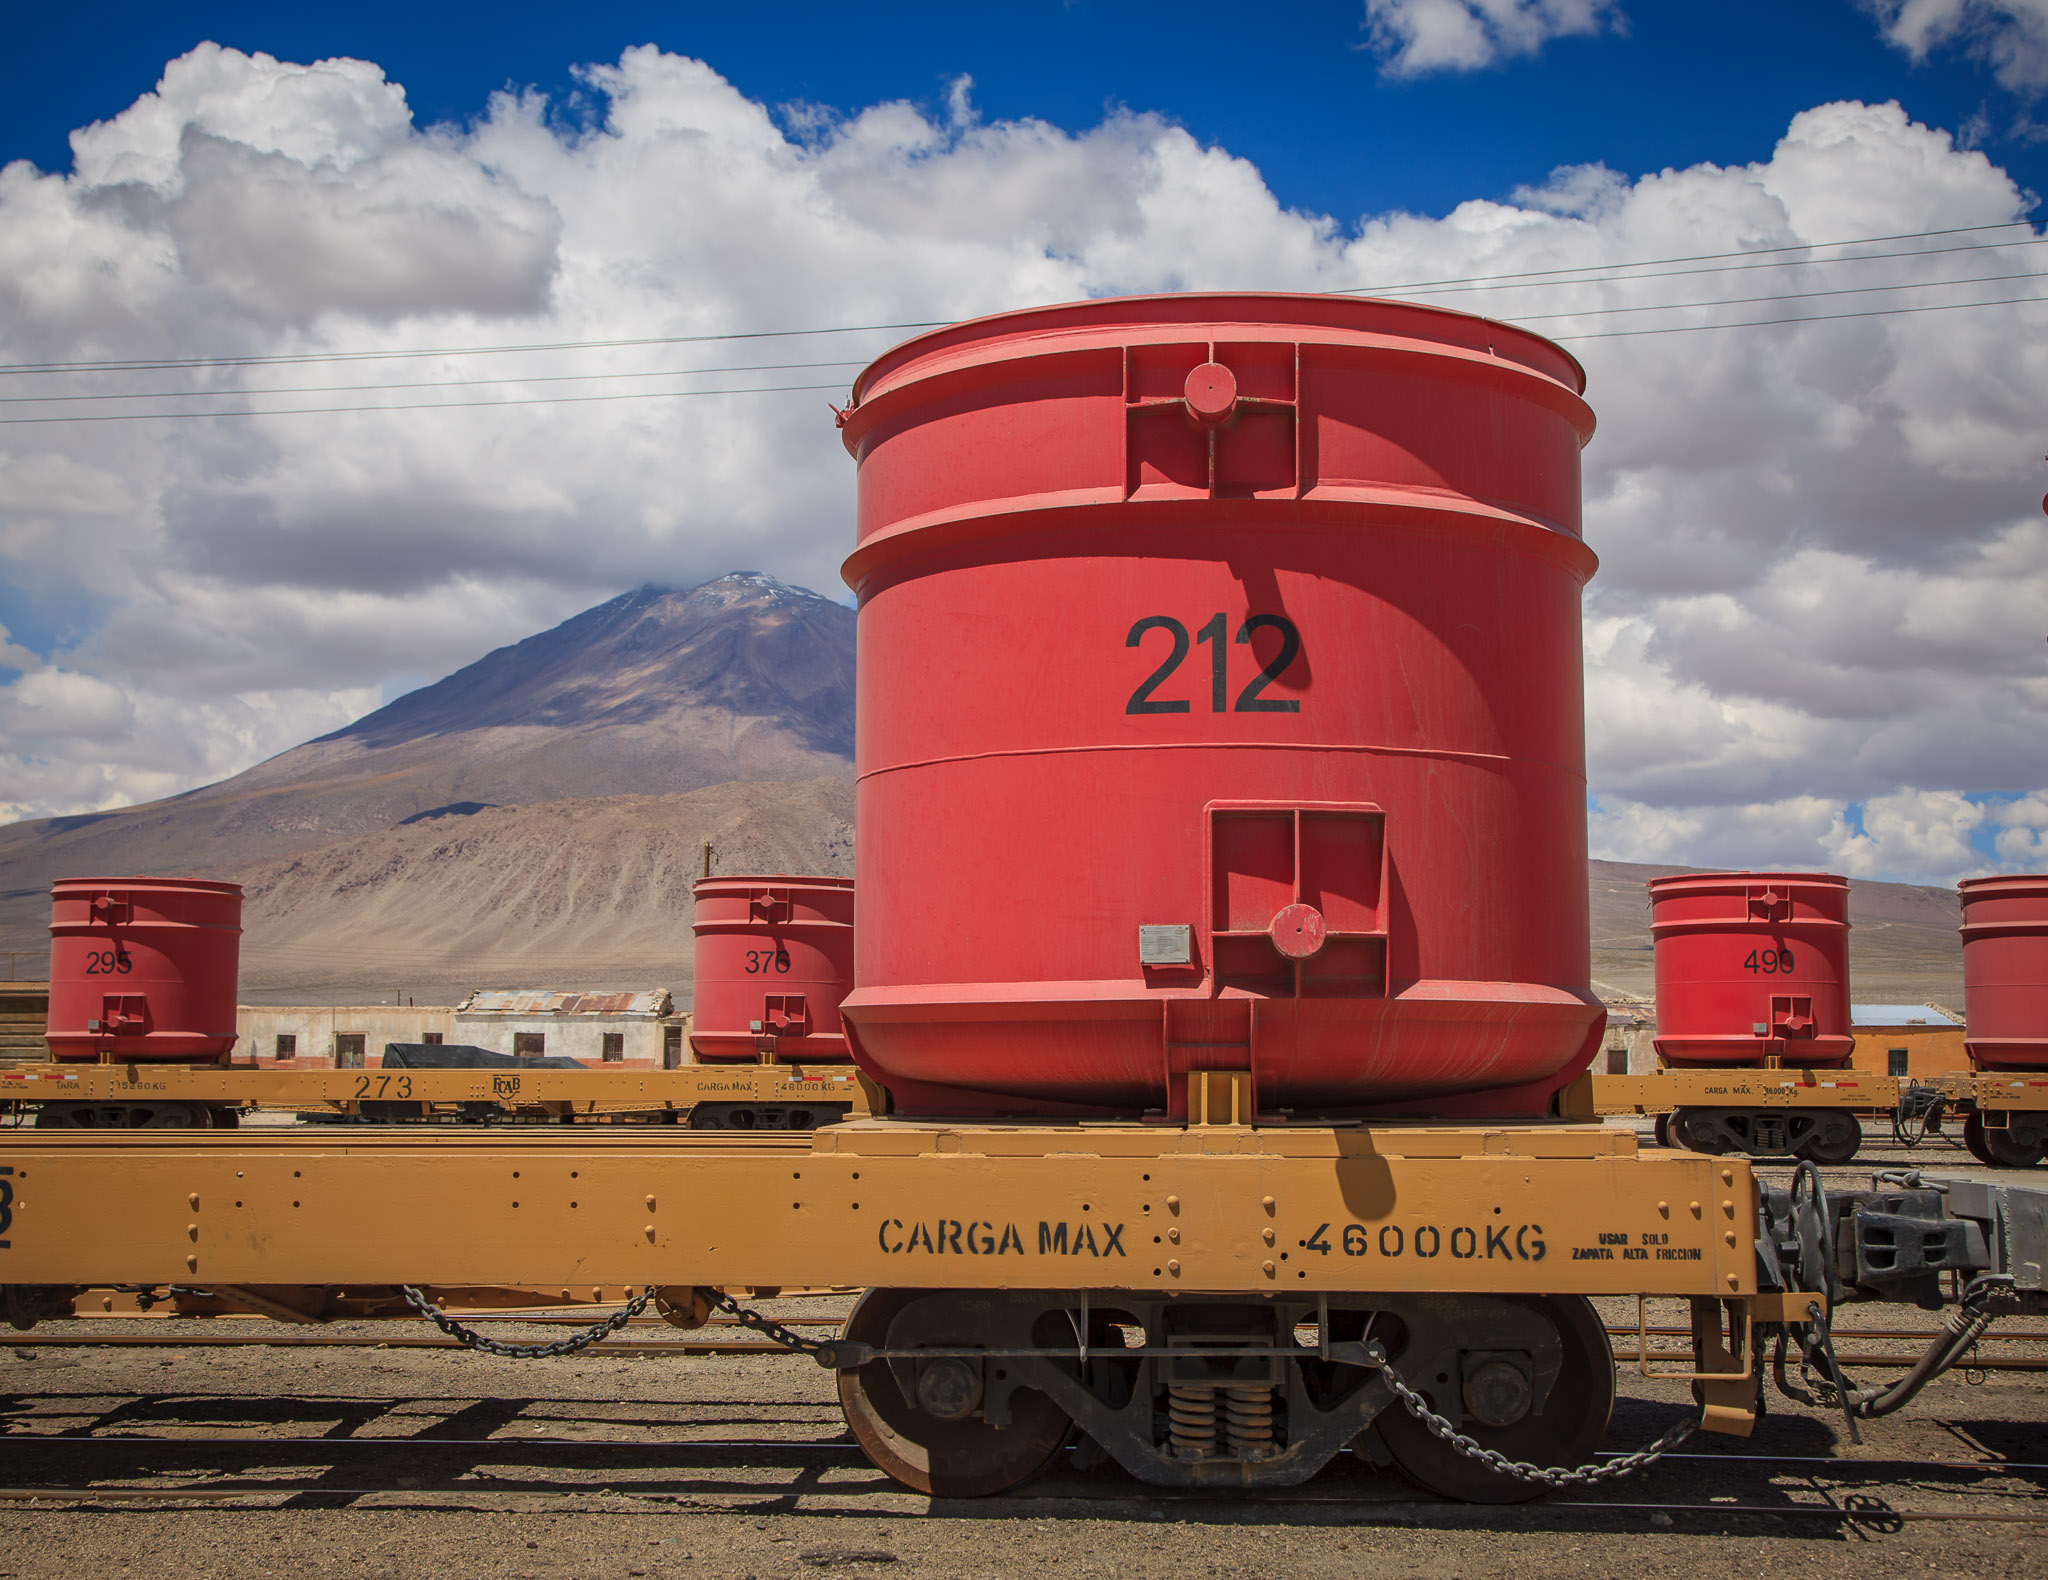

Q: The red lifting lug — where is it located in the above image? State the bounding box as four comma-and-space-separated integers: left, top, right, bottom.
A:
1268, 902, 1327, 961
831, 400, 853, 430
1183, 362, 1238, 430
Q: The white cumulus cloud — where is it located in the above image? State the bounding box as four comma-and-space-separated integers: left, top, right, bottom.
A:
1362, 0, 1623, 77
0, 45, 2042, 886
1865, 0, 2048, 94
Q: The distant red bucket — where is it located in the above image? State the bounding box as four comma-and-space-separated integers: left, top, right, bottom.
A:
1959, 874, 2048, 1071
47, 877, 242, 1061
690, 876, 854, 1062
1648, 872, 1852, 1069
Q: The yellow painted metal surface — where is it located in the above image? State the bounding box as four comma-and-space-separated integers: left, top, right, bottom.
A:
1926, 1071, 2048, 1112
1572, 1069, 1903, 1117
0, 1061, 875, 1116
0, 1121, 1755, 1300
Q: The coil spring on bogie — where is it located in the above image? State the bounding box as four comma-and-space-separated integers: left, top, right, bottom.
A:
1222, 1383, 1276, 1456
1168, 1382, 1278, 1460
1167, 1384, 1218, 1457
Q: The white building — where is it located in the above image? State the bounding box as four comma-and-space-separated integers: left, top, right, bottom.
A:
235, 990, 687, 1068
452, 989, 683, 1067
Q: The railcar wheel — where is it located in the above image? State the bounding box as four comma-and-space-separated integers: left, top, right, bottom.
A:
1977, 1116, 2047, 1169
1376, 1294, 1615, 1504
33, 1100, 213, 1129
1667, 1109, 1728, 1155
837, 1288, 1072, 1497
1963, 1113, 1995, 1165
1797, 1113, 1861, 1166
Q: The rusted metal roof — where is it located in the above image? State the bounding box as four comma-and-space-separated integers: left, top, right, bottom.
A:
456, 989, 671, 1017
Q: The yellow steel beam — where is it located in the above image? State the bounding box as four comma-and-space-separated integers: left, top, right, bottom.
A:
1925, 1072, 2048, 1112
1567, 1069, 1902, 1117
0, 1120, 1756, 1299
0, 1061, 874, 1115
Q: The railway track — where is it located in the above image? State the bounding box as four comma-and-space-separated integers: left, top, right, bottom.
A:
0, 1436, 2040, 1525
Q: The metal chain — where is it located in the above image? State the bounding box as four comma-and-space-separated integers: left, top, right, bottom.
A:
709, 1291, 828, 1355
400, 1285, 656, 1358
1378, 1359, 1698, 1488
116, 1283, 216, 1312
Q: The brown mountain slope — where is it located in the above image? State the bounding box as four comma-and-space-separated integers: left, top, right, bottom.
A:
0, 574, 854, 952
182, 830, 1973, 1007
221, 778, 853, 1003
1589, 860, 1962, 1010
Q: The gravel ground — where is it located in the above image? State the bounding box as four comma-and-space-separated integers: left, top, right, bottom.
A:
0, 1132, 2041, 1577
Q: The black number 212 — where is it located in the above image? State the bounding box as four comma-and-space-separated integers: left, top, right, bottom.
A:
1126, 614, 1302, 714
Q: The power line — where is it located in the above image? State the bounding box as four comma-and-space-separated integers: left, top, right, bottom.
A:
0, 380, 852, 426
1327, 220, 2037, 297
0, 323, 946, 379
32, 267, 2031, 416
7, 294, 2043, 421
6, 255, 2029, 411
1548, 291, 2047, 341
0, 223, 2033, 381
1505, 268, 2047, 323
0, 357, 870, 406
1364, 235, 2048, 301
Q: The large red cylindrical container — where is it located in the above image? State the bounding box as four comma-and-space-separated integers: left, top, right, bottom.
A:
1959, 875, 2048, 1071
690, 876, 855, 1062
46, 877, 242, 1062
1648, 872, 1852, 1068
837, 293, 1604, 1117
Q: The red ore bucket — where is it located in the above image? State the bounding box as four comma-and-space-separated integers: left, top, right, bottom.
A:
1959, 874, 2048, 1071
690, 876, 855, 1062
834, 292, 1605, 1118
1648, 872, 1853, 1069
46, 877, 243, 1062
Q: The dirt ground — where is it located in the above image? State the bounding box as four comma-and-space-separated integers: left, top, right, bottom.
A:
3, 1291, 2044, 1580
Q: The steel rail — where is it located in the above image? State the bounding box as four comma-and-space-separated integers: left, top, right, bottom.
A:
0, 1484, 2041, 1522
6, 1438, 2046, 1474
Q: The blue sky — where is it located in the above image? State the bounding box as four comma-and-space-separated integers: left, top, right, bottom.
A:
8, 1, 2044, 221
0, 1, 2043, 882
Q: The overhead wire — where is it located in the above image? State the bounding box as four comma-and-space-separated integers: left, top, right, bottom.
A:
0, 221, 2034, 381
0, 322, 946, 378
1502, 267, 2048, 322
1322, 219, 2039, 297
0, 379, 854, 426
0, 220, 2040, 421
1357, 234, 2048, 301
0, 357, 871, 406
1551, 291, 2048, 341
8, 289, 2044, 421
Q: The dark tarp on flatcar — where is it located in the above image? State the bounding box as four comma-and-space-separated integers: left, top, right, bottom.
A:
381, 1042, 589, 1070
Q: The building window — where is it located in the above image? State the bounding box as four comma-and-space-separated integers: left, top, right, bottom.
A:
663, 1026, 684, 1069
421, 1031, 444, 1045
335, 1033, 367, 1069
1605, 1045, 1629, 1075
602, 1032, 625, 1062
275, 1033, 296, 1058
513, 1032, 546, 1058
1888, 1047, 1909, 1077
